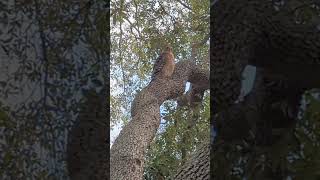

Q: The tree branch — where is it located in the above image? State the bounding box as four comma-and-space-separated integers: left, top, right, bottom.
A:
110, 60, 209, 179
176, 0, 192, 11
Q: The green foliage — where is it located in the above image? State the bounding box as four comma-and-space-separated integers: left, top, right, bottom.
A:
285, 0, 320, 25
144, 94, 210, 179
0, 103, 44, 179
0, 104, 11, 127
289, 93, 320, 179
212, 92, 320, 179
111, 0, 209, 127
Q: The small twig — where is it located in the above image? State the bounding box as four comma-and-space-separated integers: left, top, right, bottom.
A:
34, 0, 48, 112
118, 20, 127, 95
176, 0, 192, 11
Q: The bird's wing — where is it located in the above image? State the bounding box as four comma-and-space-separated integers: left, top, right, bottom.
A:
151, 52, 166, 80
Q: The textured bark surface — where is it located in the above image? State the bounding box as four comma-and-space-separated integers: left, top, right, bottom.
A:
110, 60, 209, 180
174, 140, 210, 180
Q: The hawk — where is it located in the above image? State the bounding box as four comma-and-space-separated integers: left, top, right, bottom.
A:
151, 45, 175, 80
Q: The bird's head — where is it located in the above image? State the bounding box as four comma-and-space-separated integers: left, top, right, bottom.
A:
164, 44, 172, 52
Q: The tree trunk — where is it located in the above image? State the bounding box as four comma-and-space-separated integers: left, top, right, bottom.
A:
67, 89, 108, 180
174, 140, 210, 180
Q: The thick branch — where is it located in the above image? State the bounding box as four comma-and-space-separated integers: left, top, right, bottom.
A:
110, 60, 209, 179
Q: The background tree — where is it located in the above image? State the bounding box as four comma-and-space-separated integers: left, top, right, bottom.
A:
0, 1, 108, 179
211, 0, 320, 179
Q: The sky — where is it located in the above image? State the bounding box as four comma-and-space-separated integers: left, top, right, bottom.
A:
110, 75, 122, 146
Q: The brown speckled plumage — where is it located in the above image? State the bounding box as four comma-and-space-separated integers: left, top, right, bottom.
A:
151, 45, 175, 80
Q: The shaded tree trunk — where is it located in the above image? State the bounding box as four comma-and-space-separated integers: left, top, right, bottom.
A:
174, 140, 210, 180
67, 89, 108, 180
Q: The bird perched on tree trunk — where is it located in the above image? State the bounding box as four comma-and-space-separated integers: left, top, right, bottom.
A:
151, 45, 175, 80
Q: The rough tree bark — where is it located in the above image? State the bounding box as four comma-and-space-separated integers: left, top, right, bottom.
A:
174, 139, 210, 180
110, 60, 209, 180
